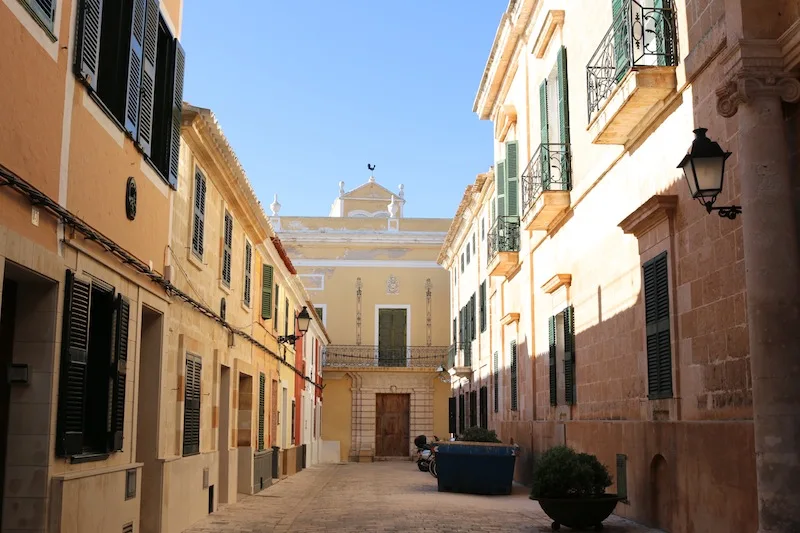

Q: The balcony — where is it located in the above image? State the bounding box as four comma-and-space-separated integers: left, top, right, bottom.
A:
521, 143, 572, 231
322, 345, 449, 369
447, 342, 473, 379
487, 216, 520, 277
586, 0, 678, 145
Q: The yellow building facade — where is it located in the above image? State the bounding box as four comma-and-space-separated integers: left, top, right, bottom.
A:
273, 177, 452, 462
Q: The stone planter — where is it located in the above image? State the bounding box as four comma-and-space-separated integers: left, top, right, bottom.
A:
530, 494, 624, 531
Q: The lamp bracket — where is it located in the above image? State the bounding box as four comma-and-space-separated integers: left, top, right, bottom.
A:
703, 201, 742, 220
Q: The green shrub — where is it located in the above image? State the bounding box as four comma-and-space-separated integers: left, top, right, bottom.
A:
459, 426, 502, 443
530, 445, 612, 499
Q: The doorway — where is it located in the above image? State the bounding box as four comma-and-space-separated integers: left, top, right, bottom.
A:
218, 366, 231, 503
136, 306, 164, 533
377, 308, 407, 367
281, 387, 288, 448
375, 393, 410, 457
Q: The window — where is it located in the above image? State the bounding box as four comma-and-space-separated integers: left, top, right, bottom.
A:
466, 243, 470, 265
458, 393, 465, 434
257, 373, 266, 451
243, 242, 252, 306
21, 0, 56, 32
74, 0, 185, 187
470, 293, 476, 341
479, 387, 488, 428
460, 253, 465, 273
448, 397, 456, 434
538, 46, 571, 190
452, 317, 457, 344
548, 306, 576, 406
495, 141, 520, 218
564, 306, 576, 405
56, 270, 130, 457
273, 284, 280, 331
469, 390, 477, 427
290, 400, 296, 445
125, 469, 136, 500
644, 252, 673, 399
493, 351, 499, 413
472, 233, 476, 251
183, 354, 201, 456
481, 218, 485, 241
510, 340, 518, 411
315, 307, 324, 324
221, 211, 233, 286
191, 170, 206, 258
479, 280, 487, 332
261, 265, 273, 320
549, 316, 557, 406
284, 298, 290, 337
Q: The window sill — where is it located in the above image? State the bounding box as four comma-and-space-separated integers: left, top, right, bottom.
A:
241, 300, 252, 313
182, 450, 200, 458
69, 452, 110, 464
218, 279, 232, 295
187, 250, 205, 271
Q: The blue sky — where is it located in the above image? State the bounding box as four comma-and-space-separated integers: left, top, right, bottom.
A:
181, 1, 504, 219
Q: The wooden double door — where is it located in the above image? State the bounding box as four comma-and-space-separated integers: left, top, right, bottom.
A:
375, 393, 410, 457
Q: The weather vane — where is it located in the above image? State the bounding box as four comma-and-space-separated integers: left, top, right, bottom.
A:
367, 163, 375, 172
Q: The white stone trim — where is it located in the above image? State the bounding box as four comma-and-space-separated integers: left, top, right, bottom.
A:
291, 259, 443, 269
311, 303, 327, 328
3, 0, 62, 60
374, 304, 412, 365
298, 273, 325, 291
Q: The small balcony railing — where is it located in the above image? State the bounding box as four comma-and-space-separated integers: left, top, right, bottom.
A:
586, 0, 677, 120
322, 345, 449, 368
487, 216, 521, 264
521, 143, 571, 216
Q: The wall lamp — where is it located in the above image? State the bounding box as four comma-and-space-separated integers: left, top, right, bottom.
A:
278, 306, 311, 346
677, 128, 742, 220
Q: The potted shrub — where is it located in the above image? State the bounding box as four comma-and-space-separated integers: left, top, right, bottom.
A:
435, 426, 519, 495
529, 445, 622, 531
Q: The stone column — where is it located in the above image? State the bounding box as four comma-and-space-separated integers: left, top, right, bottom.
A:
717, 49, 800, 532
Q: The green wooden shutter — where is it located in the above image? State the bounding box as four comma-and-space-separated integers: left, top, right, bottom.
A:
183, 356, 201, 455
244, 243, 252, 306
108, 295, 130, 451
505, 141, 519, 217
539, 81, 551, 188
258, 373, 266, 451
510, 341, 518, 411
479, 281, 486, 332
192, 171, 206, 257
75, 0, 103, 91
644, 252, 673, 398
652, 0, 674, 66
563, 305, 576, 405
167, 39, 186, 188
448, 397, 457, 434
470, 293, 476, 340
261, 265, 273, 320
56, 270, 92, 456
493, 351, 499, 413
549, 315, 557, 406
124, 0, 147, 137
479, 386, 488, 428
557, 46, 571, 146
222, 212, 233, 286
273, 284, 279, 329
612, 0, 630, 81
496, 161, 507, 218
469, 391, 477, 427
136, 0, 159, 156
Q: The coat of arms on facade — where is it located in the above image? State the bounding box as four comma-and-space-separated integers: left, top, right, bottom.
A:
386, 274, 399, 295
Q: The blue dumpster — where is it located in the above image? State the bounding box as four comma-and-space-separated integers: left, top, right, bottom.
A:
435, 442, 518, 495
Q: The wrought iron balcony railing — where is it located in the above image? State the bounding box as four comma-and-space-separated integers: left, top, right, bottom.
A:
322, 345, 449, 368
586, 0, 677, 119
487, 215, 521, 264
521, 143, 571, 216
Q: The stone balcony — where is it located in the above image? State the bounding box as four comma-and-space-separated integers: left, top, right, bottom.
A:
322, 345, 449, 369
521, 143, 572, 232
586, 0, 678, 146
487, 216, 520, 277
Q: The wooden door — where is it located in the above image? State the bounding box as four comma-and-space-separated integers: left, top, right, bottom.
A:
378, 308, 407, 367
375, 394, 410, 457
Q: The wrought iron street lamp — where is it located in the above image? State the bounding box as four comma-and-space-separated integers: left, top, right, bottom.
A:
677, 128, 741, 219
278, 306, 312, 346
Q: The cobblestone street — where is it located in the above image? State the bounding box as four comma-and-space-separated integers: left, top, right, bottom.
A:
184, 462, 664, 533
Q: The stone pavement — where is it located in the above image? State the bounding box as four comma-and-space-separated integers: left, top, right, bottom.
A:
184, 461, 665, 533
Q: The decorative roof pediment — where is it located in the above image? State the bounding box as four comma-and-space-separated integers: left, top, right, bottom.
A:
343, 180, 398, 201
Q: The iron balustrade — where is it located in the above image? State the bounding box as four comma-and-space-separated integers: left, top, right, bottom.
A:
586, 0, 677, 120
521, 143, 572, 217
322, 345, 449, 368
487, 216, 521, 264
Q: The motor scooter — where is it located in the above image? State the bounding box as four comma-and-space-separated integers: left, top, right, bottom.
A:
413, 435, 439, 473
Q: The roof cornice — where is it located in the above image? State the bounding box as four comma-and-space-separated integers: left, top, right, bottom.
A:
437, 170, 493, 266
473, 0, 539, 120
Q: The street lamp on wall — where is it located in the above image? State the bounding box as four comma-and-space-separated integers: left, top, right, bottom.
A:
677, 128, 742, 220
278, 306, 312, 346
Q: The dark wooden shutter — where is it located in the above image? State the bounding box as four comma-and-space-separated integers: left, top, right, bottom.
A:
26, 0, 56, 30
616, 454, 628, 500
258, 373, 266, 451
505, 141, 519, 217
183, 356, 201, 455
124, 0, 147, 137
108, 295, 130, 451
136, 0, 159, 156
167, 39, 186, 188
557, 46, 571, 152
290, 401, 296, 445
244, 242, 252, 306
493, 351, 499, 413
458, 394, 465, 434
469, 391, 477, 427
479, 281, 486, 332
549, 315, 557, 406
261, 265, 273, 320
452, 317, 457, 344
56, 270, 92, 456
539, 80, 550, 187
470, 294, 476, 340
644, 252, 673, 399
75, 0, 103, 91
563, 305, 576, 406
192, 170, 206, 257
448, 396, 456, 434
510, 341, 518, 411
612, 0, 630, 81
496, 161, 506, 218
222, 212, 233, 286
479, 386, 488, 428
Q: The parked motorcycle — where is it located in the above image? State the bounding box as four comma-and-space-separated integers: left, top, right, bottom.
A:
414, 435, 439, 473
